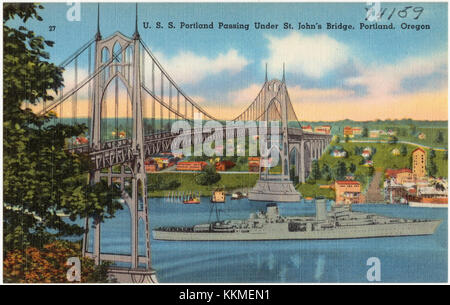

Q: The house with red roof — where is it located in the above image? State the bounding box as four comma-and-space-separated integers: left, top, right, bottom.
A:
334, 180, 363, 204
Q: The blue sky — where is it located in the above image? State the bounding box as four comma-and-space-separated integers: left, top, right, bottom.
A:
8, 2, 448, 121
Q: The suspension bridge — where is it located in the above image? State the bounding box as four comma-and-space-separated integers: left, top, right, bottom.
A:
37, 5, 331, 283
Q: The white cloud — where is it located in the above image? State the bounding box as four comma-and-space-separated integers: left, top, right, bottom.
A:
287, 85, 355, 102
151, 49, 249, 85
227, 83, 355, 107
345, 52, 447, 98
228, 84, 262, 106
263, 32, 349, 79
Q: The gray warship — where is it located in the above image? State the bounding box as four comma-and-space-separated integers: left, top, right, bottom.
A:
153, 199, 442, 241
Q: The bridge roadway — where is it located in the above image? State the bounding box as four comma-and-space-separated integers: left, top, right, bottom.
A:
68, 127, 332, 171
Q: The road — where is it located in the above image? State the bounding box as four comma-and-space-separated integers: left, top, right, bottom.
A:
365, 170, 385, 203
349, 139, 447, 151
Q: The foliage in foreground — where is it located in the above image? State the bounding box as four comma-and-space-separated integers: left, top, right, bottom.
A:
3, 240, 111, 283
3, 3, 122, 252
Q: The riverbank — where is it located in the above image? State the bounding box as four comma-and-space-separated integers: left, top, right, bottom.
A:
147, 172, 259, 197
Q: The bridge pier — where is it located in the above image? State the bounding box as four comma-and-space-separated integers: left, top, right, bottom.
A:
81, 26, 155, 282
248, 79, 301, 202
300, 140, 306, 183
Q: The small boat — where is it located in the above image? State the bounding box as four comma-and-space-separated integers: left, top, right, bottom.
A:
183, 191, 200, 204
183, 197, 200, 204
231, 191, 247, 200
211, 189, 226, 203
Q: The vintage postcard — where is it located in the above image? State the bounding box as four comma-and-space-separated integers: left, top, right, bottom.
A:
2, 1, 448, 288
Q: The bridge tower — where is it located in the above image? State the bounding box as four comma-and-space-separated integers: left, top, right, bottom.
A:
82, 5, 156, 283
248, 68, 302, 202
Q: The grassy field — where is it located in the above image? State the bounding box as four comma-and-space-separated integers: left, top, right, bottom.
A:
303, 120, 447, 147
297, 180, 335, 199
147, 172, 259, 197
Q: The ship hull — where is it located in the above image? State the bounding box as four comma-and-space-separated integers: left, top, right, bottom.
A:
409, 201, 448, 208
153, 220, 442, 241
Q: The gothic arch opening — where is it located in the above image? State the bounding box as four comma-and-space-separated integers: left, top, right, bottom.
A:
100, 76, 133, 142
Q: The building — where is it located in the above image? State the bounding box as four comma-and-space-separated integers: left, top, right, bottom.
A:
384, 183, 408, 204
74, 136, 89, 145
369, 130, 380, 138
387, 129, 396, 136
331, 149, 347, 158
145, 163, 158, 172
406, 185, 448, 205
363, 160, 373, 167
248, 157, 261, 172
215, 160, 235, 171
152, 153, 178, 169
343, 126, 353, 137
385, 168, 413, 184
361, 149, 371, 159
391, 148, 400, 156
314, 125, 331, 134
302, 125, 313, 133
145, 160, 159, 172
412, 148, 427, 178
335, 180, 363, 205
352, 127, 362, 135
176, 161, 207, 171
418, 132, 426, 140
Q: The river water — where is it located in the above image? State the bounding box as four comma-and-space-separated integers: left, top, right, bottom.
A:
84, 197, 447, 283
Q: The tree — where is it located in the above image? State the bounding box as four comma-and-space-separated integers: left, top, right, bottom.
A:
362, 127, 368, 138
400, 145, 407, 156
349, 163, 357, 173
444, 150, 448, 161
428, 161, 438, 177
429, 149, 436, 160
388, 136, 398, 144
409, 124, 417, 136
368, 166, 375, 176
195, 165, 221, 185
399, 128, 407, 137
321, 164, 332, 181
436, 130, 444, 144
310, 160, 321, 180
3, 240, 111, 283
3, 4, 122, 252
334, 161, 347, 180
290, 165, 298, 184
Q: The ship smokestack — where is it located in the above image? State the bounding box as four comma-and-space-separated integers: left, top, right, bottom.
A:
315, 197, 327, 221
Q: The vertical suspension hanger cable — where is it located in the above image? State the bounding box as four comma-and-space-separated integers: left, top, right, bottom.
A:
160, 71, 164, 131
74, 56, 78, 126
141, 46, 147, 134
126, 81, 129, 138
88, 44, 92, 140
168, 82, 172, 130
152, 59, 155, 132
59, 85, 63, 124
115, 71, 119, 140
177, 90, 180, 121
